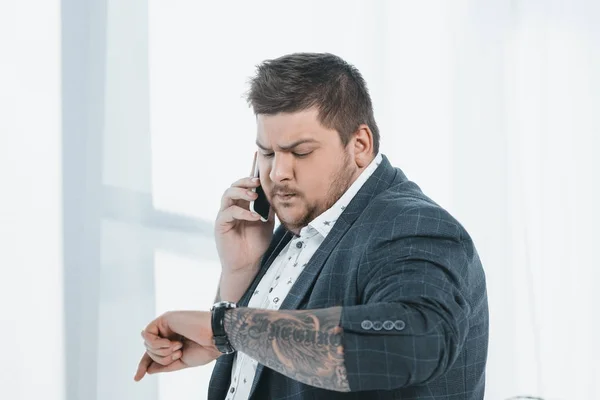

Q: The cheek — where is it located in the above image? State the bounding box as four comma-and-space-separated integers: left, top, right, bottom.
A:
299, 175, 327, 203
260, 176, 273, 195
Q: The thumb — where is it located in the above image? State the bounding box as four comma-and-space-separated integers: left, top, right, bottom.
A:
134, 353, 152, 382
147, 359, 187, 375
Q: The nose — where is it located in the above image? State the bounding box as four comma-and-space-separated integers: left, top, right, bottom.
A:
268, 153, 294, 183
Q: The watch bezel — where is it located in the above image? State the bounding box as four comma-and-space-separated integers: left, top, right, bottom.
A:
211, 301, 237, 311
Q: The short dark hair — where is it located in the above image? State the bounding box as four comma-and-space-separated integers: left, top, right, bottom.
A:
246, 52, 380, 154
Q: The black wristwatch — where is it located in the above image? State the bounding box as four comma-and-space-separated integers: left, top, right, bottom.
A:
210, 301, 237, 354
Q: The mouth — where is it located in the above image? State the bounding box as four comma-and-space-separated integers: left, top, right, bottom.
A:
274, 193, 296, 201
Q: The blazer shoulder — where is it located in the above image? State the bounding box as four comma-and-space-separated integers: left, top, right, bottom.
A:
364, 179, 470, 243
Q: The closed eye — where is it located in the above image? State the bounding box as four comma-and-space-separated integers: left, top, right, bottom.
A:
261, 151, 312, 158
293, 152, 312, 158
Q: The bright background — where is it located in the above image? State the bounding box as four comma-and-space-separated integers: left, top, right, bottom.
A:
1, 1, 598, 399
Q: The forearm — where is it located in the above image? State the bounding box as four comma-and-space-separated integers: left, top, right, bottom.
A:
214, 267, 260, 303
223, 306, 350, 392
340, 301, 468, 390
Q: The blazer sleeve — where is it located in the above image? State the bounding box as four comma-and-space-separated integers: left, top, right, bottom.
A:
340, 204, 477, 391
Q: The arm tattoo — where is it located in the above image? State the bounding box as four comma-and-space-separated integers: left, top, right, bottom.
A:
223, 306, 350, 392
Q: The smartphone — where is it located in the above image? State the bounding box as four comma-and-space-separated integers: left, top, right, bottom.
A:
249, 157, 270, 222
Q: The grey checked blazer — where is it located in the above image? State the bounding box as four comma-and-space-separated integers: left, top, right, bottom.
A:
208, 155, 489, 399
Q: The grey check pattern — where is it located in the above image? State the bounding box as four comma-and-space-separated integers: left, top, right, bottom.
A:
208, 155, 489, 400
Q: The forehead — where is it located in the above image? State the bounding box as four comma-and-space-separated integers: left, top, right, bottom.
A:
256, 108, 335, 144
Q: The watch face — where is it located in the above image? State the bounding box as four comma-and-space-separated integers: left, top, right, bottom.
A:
213, 301, 237, 309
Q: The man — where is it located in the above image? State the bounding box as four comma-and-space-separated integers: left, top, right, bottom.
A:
134, 52, 489, 399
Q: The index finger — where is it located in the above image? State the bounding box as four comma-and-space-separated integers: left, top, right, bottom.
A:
141, 330, 173, 349
229, 176, 260, 190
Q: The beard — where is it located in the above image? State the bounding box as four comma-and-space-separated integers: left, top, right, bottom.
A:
274, 150, 356, 234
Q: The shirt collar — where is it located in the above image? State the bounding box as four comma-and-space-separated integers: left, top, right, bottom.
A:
300, 153, 383, 238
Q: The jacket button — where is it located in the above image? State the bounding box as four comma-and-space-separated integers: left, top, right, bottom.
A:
296, 241, 303, 248
394, 320, 406, 331
372, 321, 383, 331
361, 320, 373, 330
383, 321, 394, 330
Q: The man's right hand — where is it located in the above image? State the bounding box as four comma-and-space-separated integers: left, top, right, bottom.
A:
214, 172, 275, 277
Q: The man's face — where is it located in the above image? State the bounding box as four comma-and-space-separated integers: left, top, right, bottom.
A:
256, 108, 358, 234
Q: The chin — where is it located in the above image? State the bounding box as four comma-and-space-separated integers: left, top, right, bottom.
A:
276, 211, 307, 232
277, 213, 301, 226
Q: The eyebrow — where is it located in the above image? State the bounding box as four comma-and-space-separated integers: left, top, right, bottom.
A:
255, 138, 319, 151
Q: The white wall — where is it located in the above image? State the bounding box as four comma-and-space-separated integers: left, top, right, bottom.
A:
0, 1, 64, 400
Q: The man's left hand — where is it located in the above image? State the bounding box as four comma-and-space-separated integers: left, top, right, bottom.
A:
134, 310, 221, 381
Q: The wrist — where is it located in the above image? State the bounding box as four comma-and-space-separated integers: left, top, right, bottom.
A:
223, 308, 235, 337
221, 262, 260, 276
218, 266, 261, 303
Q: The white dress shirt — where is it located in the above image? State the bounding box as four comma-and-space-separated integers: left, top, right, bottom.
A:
226, 153, 382, 400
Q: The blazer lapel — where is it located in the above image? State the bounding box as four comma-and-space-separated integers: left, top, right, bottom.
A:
239, 226, 293, 307
207, 225, 292, 400
248, 155, 400, 398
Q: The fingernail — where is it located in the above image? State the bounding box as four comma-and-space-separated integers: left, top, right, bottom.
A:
172, 353, 180, 360
252, 177, 259, 182
173, 344, 182, 351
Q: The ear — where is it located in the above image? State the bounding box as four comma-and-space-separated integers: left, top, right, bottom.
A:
351, 124, 374, 168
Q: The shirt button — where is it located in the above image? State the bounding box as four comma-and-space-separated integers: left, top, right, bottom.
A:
383, 321, 394, 330
394, 320, 406, 331
372, 321, 383, 331
361, 320, 373, 330
230, 387, 235, 393
296, 241, 303, 248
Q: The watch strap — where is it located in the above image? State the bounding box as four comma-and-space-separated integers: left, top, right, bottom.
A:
211, 301, 237, 354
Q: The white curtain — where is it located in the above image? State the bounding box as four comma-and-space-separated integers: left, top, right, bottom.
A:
2, 1, 598, 400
